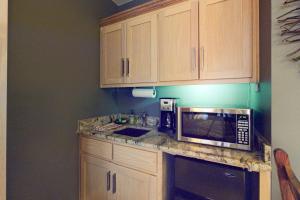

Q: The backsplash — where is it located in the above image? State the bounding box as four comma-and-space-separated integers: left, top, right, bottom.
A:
111, 83, 271, 142
114, 83, 255, 116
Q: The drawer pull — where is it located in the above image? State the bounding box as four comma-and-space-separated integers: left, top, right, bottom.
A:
112, 173, 116, 194
107, 171, 111, 191
126, 58, 130, 76
191, 47, 196, 72
121, 58, 125, 77
201, 47, 205, 71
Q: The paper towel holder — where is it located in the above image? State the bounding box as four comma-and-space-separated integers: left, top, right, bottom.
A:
132, 87, 157, 98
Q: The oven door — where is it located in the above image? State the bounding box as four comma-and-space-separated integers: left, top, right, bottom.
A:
177, 107, 251, 151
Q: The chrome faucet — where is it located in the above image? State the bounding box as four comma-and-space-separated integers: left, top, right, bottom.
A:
140, 112, 148, 127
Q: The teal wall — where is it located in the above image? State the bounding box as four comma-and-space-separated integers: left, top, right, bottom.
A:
116, 84, 254, 116
114, 82, 271, 141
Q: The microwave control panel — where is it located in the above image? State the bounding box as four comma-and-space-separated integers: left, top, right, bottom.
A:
237, 114, 250, 145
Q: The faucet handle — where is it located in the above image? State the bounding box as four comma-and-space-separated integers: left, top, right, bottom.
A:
142, 112, 148, 118
140, 112, 148, 126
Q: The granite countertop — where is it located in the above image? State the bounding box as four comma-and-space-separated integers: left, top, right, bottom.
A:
77, 115, 271, 172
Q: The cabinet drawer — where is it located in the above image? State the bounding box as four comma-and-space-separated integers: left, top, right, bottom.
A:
113, 144, 158, 174
81, 137, 112, 160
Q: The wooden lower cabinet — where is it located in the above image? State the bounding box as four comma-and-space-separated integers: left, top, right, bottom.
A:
80, 154, 158, 200
80, 154, 112, 200
80, 137, 270, 200
80, 141, 161, 200
113, 165, 157, 200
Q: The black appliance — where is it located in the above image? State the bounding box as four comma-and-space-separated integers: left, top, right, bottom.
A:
159, 98, 177, 134
177, 107, 253, 151
174, 156, 259, 200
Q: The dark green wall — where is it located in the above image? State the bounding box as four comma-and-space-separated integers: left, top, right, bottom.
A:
7, 0, 118, 199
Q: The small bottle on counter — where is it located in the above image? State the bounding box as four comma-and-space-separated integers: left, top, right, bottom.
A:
129, 110, 136, 125
129, 115, 135, 125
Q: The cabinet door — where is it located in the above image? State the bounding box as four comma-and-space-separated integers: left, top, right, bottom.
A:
113, 165, 157, 200
158, 0, 199, 82
199, 0, 253, 80
80, 154, 112, 200
101, 23, 125, 85
126, 13, 158, 83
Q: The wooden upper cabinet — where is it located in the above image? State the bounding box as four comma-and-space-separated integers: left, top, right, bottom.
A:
158, 0, 199, 82
126, 14, 158, 83
101, 13, 158, 86
199, 0, 256, 80
80, 154, 112, 200
114, 164, 157, 200
100, 0, 259, 87
101, 23, 125, 85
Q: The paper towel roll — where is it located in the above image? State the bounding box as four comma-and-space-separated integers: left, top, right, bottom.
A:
132, 88, 156, 98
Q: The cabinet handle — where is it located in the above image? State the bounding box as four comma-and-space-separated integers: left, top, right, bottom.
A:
112, 173, 116, 194
121, 58, 125, 77
201, 47, 205, 71
191, 47, 196, 72
107, 171, 111, 191
126, 58, 129, 77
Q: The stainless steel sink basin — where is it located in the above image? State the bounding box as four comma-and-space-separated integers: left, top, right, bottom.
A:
113, 127, 150, 137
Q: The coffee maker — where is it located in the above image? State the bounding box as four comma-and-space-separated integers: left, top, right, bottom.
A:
159, 98, 178, 134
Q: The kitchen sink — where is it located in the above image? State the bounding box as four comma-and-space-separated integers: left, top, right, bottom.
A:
113, 127, 150, 137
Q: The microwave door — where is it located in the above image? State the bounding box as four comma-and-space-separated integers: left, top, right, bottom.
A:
208, 119, 236, 143
183, 122, 210, 139
207, 118, 225, 140
182, 114, 211, 139
182, 112, 237, 143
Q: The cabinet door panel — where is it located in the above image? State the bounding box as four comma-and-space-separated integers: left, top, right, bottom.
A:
80, 154, 111, 200
126, 14, 157, 83
158, 0, 199, 82
101, 23, 125, 85
114, 165, 157, 200
200, 0, 253, 80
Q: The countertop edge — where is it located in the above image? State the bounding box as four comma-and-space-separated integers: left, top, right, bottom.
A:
78, 131, 271, 173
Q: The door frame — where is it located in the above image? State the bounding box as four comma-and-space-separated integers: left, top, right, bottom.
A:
0, 0, 8, 198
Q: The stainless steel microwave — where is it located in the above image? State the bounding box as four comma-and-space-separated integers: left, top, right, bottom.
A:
177, 107, 253, 151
